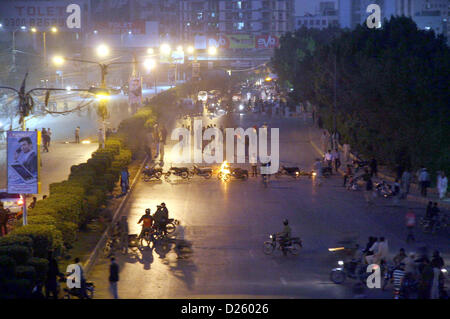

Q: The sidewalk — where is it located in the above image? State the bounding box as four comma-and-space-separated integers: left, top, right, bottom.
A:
307, 121, 450, 210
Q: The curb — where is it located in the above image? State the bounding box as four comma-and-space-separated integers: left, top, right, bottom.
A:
307, 127, 450, 210
83, 155, 149, 275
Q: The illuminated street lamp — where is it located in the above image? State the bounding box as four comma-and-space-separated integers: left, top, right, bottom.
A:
160, 43, 171, 55
176, 45, 184, 53
187, 45, 195, 54
143, 58, 156, 71
52, 55, 65, 66
96, 44, 110, 58
50, 26, 58, 33
208, 46, 218, 56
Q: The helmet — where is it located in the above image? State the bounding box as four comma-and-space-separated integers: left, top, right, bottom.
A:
161, 202, 166, 207
145, 208, 151, 214
283, 219, 289, 225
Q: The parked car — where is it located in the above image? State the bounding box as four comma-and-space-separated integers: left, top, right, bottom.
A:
0, 192, 23, 214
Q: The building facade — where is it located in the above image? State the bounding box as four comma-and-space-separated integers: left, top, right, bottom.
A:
295, 1, 339, 30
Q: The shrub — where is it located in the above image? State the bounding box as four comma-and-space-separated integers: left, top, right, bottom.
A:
0, 255, 16, 279
49, 181, 85, 197
28, 214, 57, 226
10, 224, 63, 258
27, 257, 49, 282
56, 221, 78, 245
15, 265, 36, 283
0, 245, 32, 265
0, 235, 33, 249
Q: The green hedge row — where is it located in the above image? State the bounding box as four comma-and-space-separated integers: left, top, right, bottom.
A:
0, 136, 131, 298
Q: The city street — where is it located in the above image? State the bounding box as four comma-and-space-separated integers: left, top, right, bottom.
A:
88, 113, 449, 298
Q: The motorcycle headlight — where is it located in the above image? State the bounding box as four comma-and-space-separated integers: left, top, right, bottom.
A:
338, 260, 344, 266
441, 268, 448, 274
270, 235, 273, 239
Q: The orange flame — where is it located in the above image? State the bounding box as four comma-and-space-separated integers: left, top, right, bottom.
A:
219, 161, 231, 181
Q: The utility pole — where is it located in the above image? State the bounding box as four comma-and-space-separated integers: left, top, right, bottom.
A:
333, 53, 337, 134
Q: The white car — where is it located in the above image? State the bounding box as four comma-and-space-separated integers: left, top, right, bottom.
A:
0, 192, 24, 214
198, 91, 208, 102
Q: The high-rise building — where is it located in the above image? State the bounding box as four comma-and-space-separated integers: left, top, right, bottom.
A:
216, 0, 294, 36
180, 0, 220, 41
295, 1, 339, 30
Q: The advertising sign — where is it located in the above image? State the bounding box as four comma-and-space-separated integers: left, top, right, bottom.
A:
0, 1, 88, 32
128, 77, 142, 106
7, 131, 40, 194
228, 34, 254, 49
255, 35, 280, 49
92, 21, 145, 35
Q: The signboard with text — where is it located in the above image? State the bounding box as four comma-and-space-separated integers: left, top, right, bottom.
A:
194, 34, 279, 49
7, 131, 40, 194
0, 0, 89, 32
92, 21, 145, 35
255, 35, 280, 49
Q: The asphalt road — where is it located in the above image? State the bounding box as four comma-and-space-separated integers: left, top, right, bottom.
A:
88, 113, 449, 299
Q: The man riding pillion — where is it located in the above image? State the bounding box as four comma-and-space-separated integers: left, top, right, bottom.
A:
276, 219, 292, 254
138, 209, 153, 239
153, 203, 169, 234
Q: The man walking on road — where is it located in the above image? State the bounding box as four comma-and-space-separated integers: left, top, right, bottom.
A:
109, 257, 119, 299
120, 167, 130, 195
418, 167, 430, 197
332, 148, 341, 173
75, 126, 80, 144
437, 171, 448, 200
401, 169, 412, 199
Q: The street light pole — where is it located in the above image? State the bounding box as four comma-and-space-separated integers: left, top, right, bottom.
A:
333, 53, 337, 134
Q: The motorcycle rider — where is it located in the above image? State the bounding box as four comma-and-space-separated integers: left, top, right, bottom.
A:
153, 203, 169, 234
137, 209, 153, 239
276, 219, 292, 254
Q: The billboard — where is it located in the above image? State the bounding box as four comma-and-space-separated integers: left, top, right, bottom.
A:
194, 34, 279, 49
92, 21, 146, 35
0, 0, 89, 32
255, 35, 280, 49
228, 34, 254, 49
7, 131, 40, 194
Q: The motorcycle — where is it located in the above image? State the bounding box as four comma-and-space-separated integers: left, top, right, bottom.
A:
60, 275, 95, 299
263, 234, 303, 256
164, 166, 191, 180
375, 181, 394, 198
191, 164, 213, 179
321, 166, 332, 177
330, 259, 369, 284
142, 165, 163, 181
275, 166, 301, 178
151, 218, 179, 241
218, 167, 249, 181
